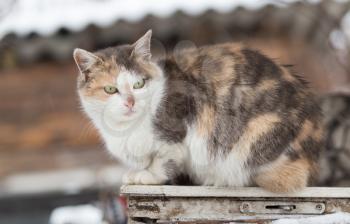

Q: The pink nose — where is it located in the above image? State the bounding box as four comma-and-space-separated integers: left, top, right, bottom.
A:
124, 96, 135, 109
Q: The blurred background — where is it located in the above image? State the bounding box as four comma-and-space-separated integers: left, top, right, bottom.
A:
0, 0, 350, 223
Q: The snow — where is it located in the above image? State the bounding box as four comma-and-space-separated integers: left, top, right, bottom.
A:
0, 165, 128, 196
330, 29, 348, 50
48, 206, 350, 224
49, 204, 103, 224
1, 168, 96, 195
330, 8, 350, 51
273, 212, 350, 224
0, 0, 330, 40
342, 10, 350, 43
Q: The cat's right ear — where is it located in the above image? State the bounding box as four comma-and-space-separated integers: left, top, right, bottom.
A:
73, 48, 101, 77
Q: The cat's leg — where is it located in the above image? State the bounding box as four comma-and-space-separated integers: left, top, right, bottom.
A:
122, 156, 171, 185
254, 156, 313, 193
122, 169, 164, 185
122, 144, 186, 185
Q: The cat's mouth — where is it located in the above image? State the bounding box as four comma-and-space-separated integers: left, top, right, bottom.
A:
124, 110, 136, 116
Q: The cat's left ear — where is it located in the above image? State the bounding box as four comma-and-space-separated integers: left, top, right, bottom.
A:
131, 30, 152, 61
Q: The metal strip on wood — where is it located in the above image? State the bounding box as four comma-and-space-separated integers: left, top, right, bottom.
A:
121, 185, 350, 223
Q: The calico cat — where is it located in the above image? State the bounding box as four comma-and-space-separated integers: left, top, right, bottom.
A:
73, 30, 324, 192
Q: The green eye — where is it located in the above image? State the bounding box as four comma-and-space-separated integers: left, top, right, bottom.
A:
133, 79, 146, 89
104, 86, 118, 94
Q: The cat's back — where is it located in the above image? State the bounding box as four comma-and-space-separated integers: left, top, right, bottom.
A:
156, 43, 323, 147
162, 42, 306, 93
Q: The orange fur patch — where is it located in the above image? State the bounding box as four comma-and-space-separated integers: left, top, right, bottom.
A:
257, 79, 278, 92
255, 156, 310, 193
312, 125, 324, 141
244, 113, 281, 141
196, 43, 244, 99
79, 59, 120, 100
281, 67, 296, 82
212, 57, 237, 99
291, 119, 323, 151
196, 105, 216, 137
291, 120, 313, 151
234, 113, 281, 160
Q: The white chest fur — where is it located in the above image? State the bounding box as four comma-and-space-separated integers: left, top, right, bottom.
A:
100, 116, 157, 169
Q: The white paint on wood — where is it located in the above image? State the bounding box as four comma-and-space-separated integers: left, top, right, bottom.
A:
121, 185, 350, 198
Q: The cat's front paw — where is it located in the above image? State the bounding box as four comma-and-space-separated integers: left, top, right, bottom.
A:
122, 170, 166, 185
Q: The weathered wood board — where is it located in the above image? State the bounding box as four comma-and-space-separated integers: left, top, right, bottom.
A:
121, 185, 350, 223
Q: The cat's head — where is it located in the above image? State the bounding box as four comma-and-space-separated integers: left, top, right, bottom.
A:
73, 30, 163, 132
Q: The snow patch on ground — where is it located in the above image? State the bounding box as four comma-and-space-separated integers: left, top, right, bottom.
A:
0, 165, 128, 196
273, 213, 350, 224
50, 204, 103, 224
342, 10, 350, 43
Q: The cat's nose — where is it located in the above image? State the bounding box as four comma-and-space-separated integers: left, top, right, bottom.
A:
124, 96, 135, 109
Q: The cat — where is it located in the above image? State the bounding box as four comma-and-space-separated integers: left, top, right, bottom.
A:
73, 30, 324, 193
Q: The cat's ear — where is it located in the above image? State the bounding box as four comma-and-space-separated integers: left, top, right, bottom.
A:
73, 48, 101, 74
131, 30, 152, 61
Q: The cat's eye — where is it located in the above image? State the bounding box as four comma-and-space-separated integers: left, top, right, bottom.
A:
104, 86, 118, 94
133, 79, 146, 89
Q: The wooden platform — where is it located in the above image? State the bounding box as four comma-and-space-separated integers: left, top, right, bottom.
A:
121, 185, 350, 223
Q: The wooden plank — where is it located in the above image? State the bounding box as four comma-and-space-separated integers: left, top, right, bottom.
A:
121, 185, 350, 198
122, 185, 350, 223
127, 198, 329, 221
126, 198, 350, 223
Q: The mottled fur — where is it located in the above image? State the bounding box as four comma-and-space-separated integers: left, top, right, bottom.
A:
74, 30, 324, 192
